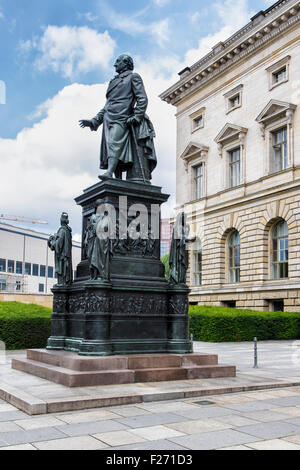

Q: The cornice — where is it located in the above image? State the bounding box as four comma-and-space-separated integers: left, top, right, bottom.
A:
160, 0, 300, 106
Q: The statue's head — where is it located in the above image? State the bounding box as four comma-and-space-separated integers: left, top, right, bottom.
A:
61, 212, 69, 225
114, 54, 134, 74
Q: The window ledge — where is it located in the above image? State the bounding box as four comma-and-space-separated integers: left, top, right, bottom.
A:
269, 78, 288, 91
226, 104, 242, 115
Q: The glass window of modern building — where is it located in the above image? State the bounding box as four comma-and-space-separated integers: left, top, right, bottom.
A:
40, 265, 46, 277
39, 283, 44, 293
25, 263, 31, 275
48, 266, 54, 278
16, 261, 23, 274
32, 264, 39, 276
8, 260, 14, 273
0, 279, 6, 291
0, 259, 6, 272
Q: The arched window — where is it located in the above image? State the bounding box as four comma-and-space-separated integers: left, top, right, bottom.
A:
228, 231, 240, 283
272, 221, 288, 279
193, 240, 202, 286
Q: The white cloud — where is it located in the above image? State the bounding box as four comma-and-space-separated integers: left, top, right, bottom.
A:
98, 2, 170, 46
79, 12, 98, 22
31, 25, 116, 79
185, 0, 253, 65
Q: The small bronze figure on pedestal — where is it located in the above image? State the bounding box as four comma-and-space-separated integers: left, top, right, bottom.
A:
169, 212, 196, 285
48, 212, 73, 286
84, 213, 112, 282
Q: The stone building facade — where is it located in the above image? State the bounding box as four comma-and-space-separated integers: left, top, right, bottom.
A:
161, 0, 300, 311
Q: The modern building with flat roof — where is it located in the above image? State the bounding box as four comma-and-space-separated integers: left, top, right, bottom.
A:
0, 222, 81, 295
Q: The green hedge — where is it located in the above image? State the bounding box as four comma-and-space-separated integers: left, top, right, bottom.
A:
0, 302, 52, 350
189, 305, 300, 342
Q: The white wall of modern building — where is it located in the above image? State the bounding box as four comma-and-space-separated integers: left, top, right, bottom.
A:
0, 223, 81, 295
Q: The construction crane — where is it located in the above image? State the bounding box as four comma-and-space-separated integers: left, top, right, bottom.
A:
0, 214, 48, 225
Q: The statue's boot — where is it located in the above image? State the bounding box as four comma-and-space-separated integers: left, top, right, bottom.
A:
99, 157, 118, 180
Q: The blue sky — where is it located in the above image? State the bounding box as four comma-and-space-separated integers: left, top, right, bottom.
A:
0, 0, 272, 235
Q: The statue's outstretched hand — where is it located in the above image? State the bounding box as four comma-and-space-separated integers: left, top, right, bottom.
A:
79, 119, 94, 130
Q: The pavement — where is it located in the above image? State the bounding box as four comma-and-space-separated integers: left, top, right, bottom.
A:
0, 340, 300, 450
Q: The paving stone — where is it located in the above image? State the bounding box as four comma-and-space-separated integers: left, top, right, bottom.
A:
283, 434, 300, 445
57, 420, 128, 437
272, 407, 300, 417
134, 402, 199, 414
237, 421, 300, 440
128, 425, 185, 441
223, 401, 277, 413
15, 416, 65, 430
219, 445, 252, 450
0, 444, 37, 450
0, 405, 17, 412
0, 411, 28, 422
0, 427, 67, 446
34, 436, 108, 450
110, 439, 188, 450
214, 415, 260, 427
267, 397, 300, 407
243, 410, 292, 423
93, 430, 147, 446
169, 429, 262, 450
247, 439, 300, 450
166, 418, 232, 434
106, 406, 150, 418
174, 406, 239, 420
57, 410, 120, 424
115, 412, 186, 429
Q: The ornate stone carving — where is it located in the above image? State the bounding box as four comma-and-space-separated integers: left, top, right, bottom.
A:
53, 294, 68, 314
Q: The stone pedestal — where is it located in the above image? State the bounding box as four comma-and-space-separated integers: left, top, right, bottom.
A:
47, 179, 193, 356
12, 349, 236, 388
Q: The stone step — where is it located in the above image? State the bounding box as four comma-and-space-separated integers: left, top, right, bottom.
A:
135, 365, 236, 383
26, 350, 218, 371
12, 359, 135, 388
12, 356, 235, 388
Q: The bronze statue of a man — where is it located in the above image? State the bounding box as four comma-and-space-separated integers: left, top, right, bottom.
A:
79, 54, 157, 183
48, 212, 73, 286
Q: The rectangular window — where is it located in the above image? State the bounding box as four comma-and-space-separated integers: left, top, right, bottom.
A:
16, 281, 21, 292
193, 115, 203, 130
0, 259, 6, 272
39, 283, 44, 293
25, 263, 31, 275
16, 261, 23, 274
272, 67, 287, 85
32, 264, 39, 276
193, 251, 202, 286
40, 265, 46, 277
195, 164, 204, 199
0, 279, 6, 291
229, 94, 240, 109
48, 266, 54, 278
229, 148, 241, 188
7, 260, 14, 273
272, 127, 287, 172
